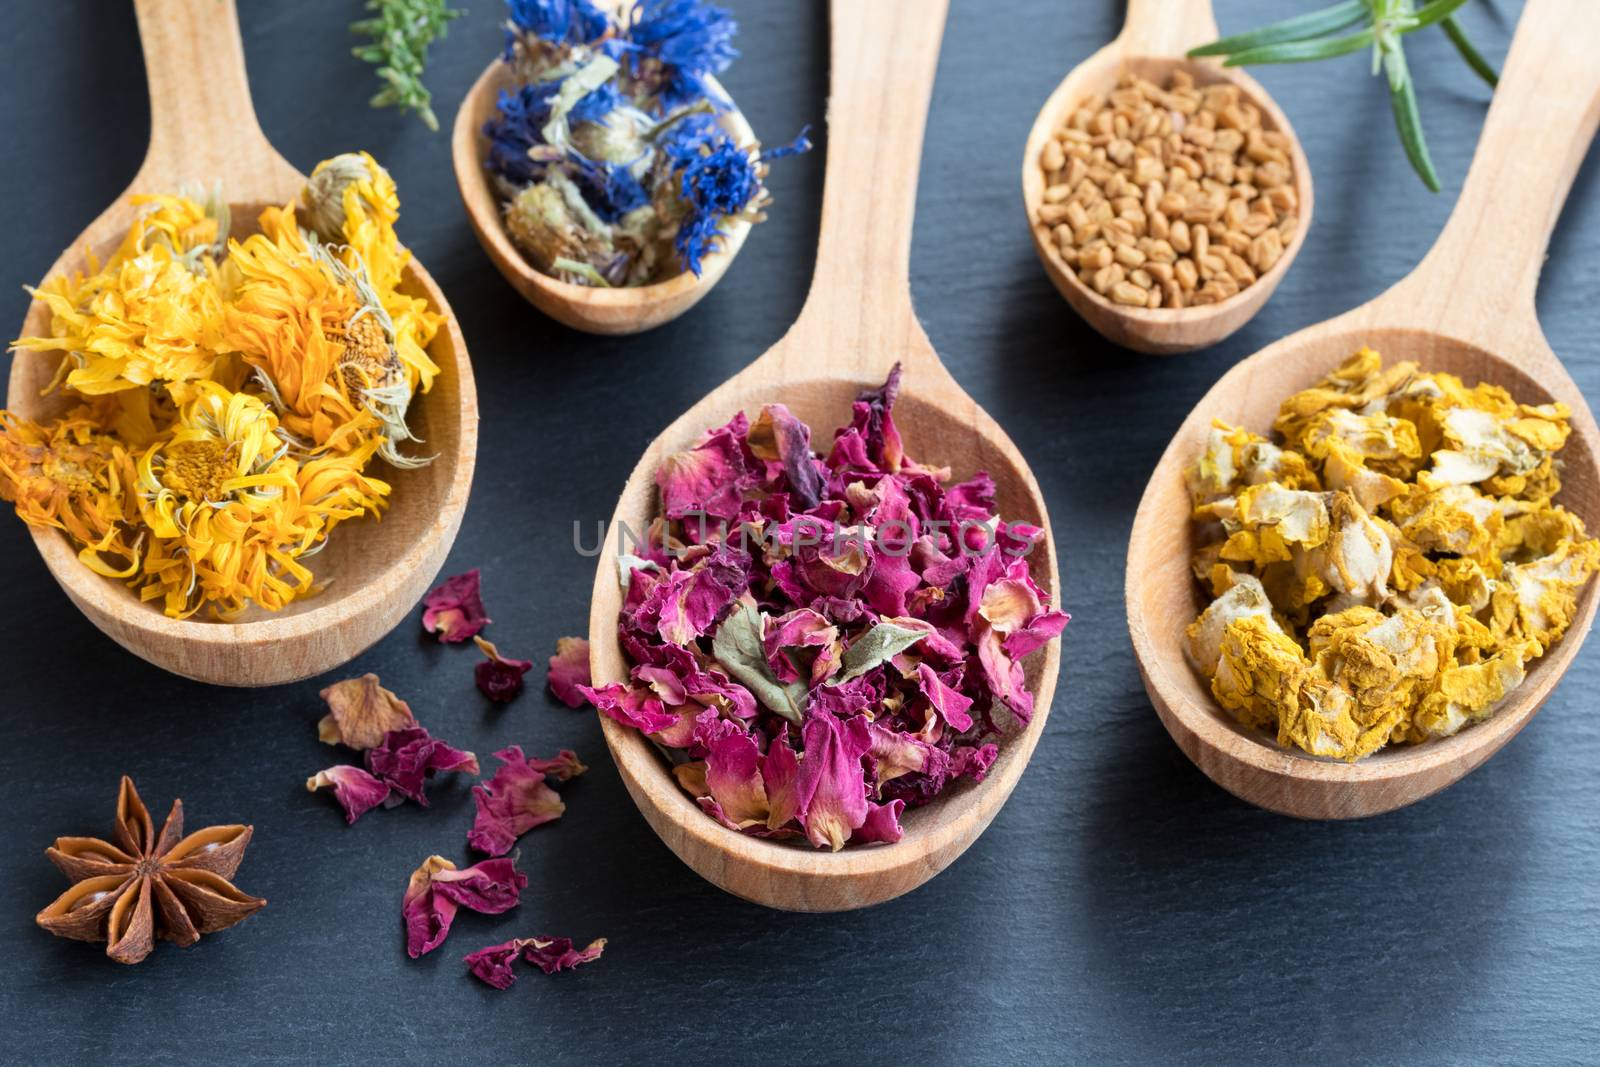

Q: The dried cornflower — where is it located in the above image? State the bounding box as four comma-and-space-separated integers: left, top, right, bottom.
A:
482, 0, 808, 286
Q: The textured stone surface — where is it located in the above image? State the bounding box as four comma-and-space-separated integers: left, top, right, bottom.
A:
0, 0, 1595, 1061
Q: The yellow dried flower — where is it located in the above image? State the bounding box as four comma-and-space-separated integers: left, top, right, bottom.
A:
1186, 346, 1600, 761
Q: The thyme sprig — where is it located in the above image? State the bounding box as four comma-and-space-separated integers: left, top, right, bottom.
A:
1191, 0, 1499, 191
351, 0, 465, 131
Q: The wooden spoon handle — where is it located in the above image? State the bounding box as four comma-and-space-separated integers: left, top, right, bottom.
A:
130, 0, 301, 199
785, 0, 949, 376
1380, 0, 1600, 360
1118, 0, 1219, 58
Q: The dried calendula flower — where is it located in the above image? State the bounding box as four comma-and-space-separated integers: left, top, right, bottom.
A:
1185, 347, 1600, 761
36, 777, 265, 964
1, 154, 434, 620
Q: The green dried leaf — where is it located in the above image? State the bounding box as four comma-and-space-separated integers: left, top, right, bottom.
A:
1387, 45, 1442, 192
350, 0, 463, 132
712, 603, 807, 725
837, 622, 926, 683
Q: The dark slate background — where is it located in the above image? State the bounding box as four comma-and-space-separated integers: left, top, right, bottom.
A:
2, 1, 1595, 1063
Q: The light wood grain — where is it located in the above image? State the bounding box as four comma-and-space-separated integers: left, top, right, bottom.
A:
451, 58, 755, 335
1127, 0, 1600, 819
3, 0, 478, 686
586, 0, 1061, 911
1020, 0, 1313, 354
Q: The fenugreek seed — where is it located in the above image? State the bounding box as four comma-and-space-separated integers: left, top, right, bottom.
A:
1115, 245, 1146, 268
1065, 200, 1089, 229
1081, 242, 1113, 270
1158, 191, 1187, 217
1041, 140, 1065, 173
1060, 127, 1091, 145
1112, 281, 1149, 306
1202, 252, 1226, 276
1044, 183, 1072, 204
1145, 238, 1177, 264
1089, 200, 1115, 224
1052, 223, 1074, 249
1250, 229, 1284, 273
1221, 229, 1251, 255
1192, 224, 1210, 261
1149, 209, 1170, 241
1268, 185, 1296, 213
1175, 257, 1198, 290
1132, 156, 1163, 185
1143, 179, 1164, 216
1241, 212, 1272, 237
1169, 219, 1192, 253
1145, 260, 1174, 282
1162, 278, 1184, 308
1073, 222, 1100, 245
1223, 251, 1255, 284
1130, 268, 1154, 289
1039, 203, 1073, 225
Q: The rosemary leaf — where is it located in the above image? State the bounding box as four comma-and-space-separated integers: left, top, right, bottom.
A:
1409, 0, 1475, 31
1223, 27, 1378, 67
1386, 45, 1442, 192
1441, 15, 1500, 87
350, 0, 464, 132
1188, 0, 1366, 58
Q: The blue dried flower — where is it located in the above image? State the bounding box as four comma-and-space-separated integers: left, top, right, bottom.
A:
623, 0, 738, 109
571, 156, 650, 222
761, 125, 812, 163
664, 122, 758, 275
505, 0, 611, 52
484, 82, 562, 184
569, 80, 623, 125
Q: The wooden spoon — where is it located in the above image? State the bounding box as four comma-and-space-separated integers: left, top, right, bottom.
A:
4, 0, 477, 686
586, 0, 1061, 910
452, 48, 755, 334
1021, 0, 1314, 355
1127, 0, 1600, 819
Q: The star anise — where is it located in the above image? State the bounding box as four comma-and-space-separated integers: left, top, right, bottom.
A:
35, 776, 266, 964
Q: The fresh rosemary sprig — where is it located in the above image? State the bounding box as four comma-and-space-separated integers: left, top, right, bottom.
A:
351, 0, 465, 132
1191, 0, 1499, 191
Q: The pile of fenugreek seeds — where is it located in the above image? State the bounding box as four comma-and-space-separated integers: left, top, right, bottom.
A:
1035, 70, 1299, 310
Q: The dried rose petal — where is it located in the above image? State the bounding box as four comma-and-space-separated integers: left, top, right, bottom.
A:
422, 568, 490, 643
463, 939, 523, 989
317, 674, 416, 751
474, 636, 533, 703
306, 765, 392, 825
465, 935, 605, 988
703, 732, 768, 828
606, 365, 1069, 849
794, 714, 872, 851
656, 413, 752, 521
523, 935, 606, 975
579, 682, 679, 734
367, 726, 480, 807
547, 637, 591, 707
403, 854, 527, 958
468, 746, 586, 856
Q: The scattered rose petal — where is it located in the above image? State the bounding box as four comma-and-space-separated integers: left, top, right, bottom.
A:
547, 637, 591, 707
468, 746, 586, 856
306, 765, 392, 825
465, 935, 605, 989
403, 854, 527, 958
422, 568, 490, 643
367, 726, 480, 807
317, 673, 416, 750
474, 635, 533, 703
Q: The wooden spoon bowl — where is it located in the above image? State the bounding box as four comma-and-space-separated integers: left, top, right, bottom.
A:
4, 1, 477, 686
587, 0, 1061, 911
1127, 0, 1600, 818
452, 58, 755, 335
1021, 0, 1313, 355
